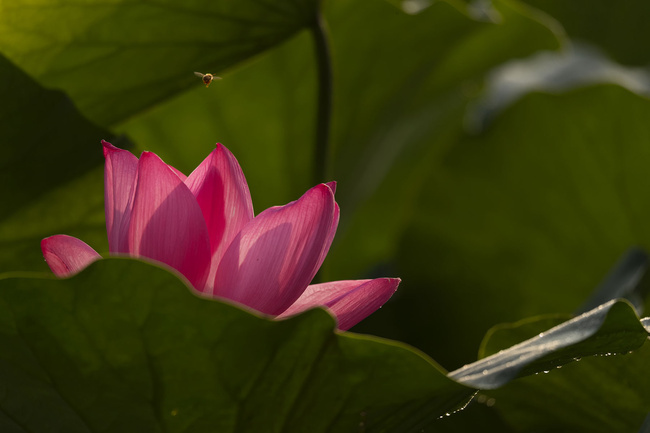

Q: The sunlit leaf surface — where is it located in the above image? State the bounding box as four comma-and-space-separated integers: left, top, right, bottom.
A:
0, 0, 320, 125
475, 311, 650, 432
449, 299, 647, 388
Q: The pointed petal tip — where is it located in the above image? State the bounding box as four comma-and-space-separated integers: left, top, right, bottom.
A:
324, 181, 337, 195
334, 277, 400, 330
102, 139, 118, 156
214, 143, 234, 155
210, 143, 225, 158
386, 277, 401, 286
214, 142, 238, 160
309, 182, 335, 199
138, 151, 167, 167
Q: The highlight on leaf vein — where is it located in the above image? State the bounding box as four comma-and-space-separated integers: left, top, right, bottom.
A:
194, 71, 221, 88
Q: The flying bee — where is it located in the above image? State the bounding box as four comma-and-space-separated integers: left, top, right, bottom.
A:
194, 71, 221, 88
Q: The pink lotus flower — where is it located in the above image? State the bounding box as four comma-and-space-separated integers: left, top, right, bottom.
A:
42, 141, 399, 330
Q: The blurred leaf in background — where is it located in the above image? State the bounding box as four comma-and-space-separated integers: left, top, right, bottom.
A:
115, 32, 318, 209
520, 0, 650, 66
388, 84, 650, 368
0, 54, 119, 272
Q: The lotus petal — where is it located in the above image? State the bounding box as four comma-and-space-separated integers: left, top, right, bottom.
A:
214, 184, 336, 315
185, 144, 254, 294
102, 140, 138, 253
278, 278, 401, 330
128, 151, 211, 290
41, 235, 101, 277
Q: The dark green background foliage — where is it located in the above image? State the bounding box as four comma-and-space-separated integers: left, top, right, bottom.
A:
1, 0, 650, 431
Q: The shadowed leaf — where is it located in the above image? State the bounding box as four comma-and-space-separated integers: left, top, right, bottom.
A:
0, 258, 473, 432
